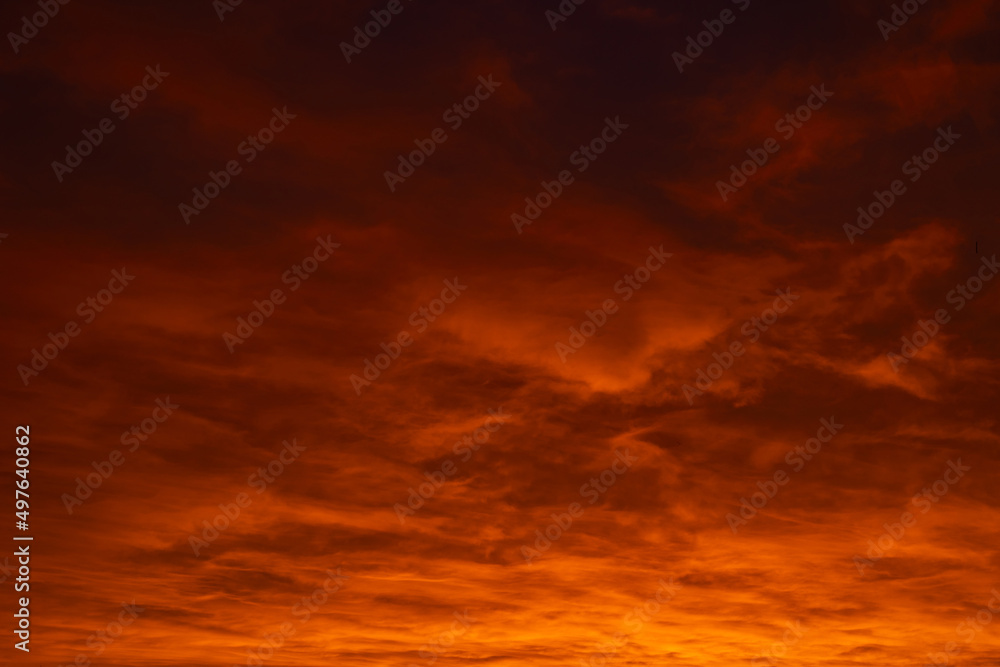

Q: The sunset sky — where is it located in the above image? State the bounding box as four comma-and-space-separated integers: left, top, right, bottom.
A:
2, 0, 1000, 665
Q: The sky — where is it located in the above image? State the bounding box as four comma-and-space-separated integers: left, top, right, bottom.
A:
1, 0, 999, 665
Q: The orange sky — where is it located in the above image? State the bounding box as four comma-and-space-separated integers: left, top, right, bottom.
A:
2, 0, 1000, 665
